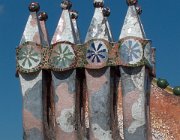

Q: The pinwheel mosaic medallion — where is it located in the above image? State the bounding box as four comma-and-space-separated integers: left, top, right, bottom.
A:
120, 39, 143, 65
17, 44, 41, 70
51, 43, 75, 69
86, 40, 108, 64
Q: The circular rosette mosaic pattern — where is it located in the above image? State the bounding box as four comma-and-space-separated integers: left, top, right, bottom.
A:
144, 42, 152, 66
86, 40, 108, 64
17, 44, 41, 70
120, 39, 143, 65
51, 43, 75, 69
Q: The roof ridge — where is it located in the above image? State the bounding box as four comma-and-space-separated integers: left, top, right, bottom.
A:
152, 78, 173, 95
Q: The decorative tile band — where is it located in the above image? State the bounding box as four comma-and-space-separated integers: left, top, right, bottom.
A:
16, 37, 154, 73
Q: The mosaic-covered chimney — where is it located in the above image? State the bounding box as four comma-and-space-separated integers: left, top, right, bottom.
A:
17, 2, 45, 139
16, 0, 180, 140
119, 0, 150, 139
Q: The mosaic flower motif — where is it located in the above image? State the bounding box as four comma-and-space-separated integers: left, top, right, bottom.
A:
17, 46, 41, 70
86, 41, 108, 64
120, 39, 143, 65
51, 44, 75, 69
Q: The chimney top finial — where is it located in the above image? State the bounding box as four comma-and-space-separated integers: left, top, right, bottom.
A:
136, 5, 142, 15
61, 0, 72, 10
70, 10, 78, 19
38, 12, 48, 21
28, 2, 40, 12
93, 1, 104, 8
103, 7, 110, 17
126, 0, 138, 6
